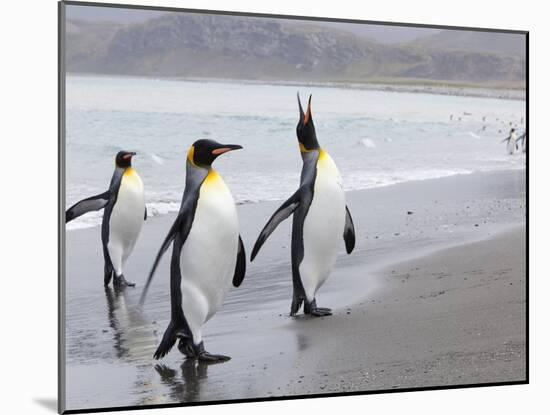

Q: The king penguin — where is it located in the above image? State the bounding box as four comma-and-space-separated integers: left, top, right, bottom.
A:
251, 94, 356, 317
501, 128, 518, 155
66, 151, 146, 287
140, 139, 246, 362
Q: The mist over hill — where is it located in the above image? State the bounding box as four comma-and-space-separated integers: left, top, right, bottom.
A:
65, 10, 526, 87
410, 29, 525, 57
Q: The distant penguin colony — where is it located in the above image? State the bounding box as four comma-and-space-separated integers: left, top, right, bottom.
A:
251, 94, 356, 317
140, 139, 245, 362
66, 151, 146, 287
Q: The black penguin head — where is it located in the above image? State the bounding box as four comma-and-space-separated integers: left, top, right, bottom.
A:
187, 139, 243, 167
511, 128, 516, 133
115, 151, 136, 168
296, 93, 320, 152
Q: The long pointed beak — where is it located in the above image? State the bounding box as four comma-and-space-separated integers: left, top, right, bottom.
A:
304, 94, 312, 125
211, 144, 243, 155
297, 93, 312, 124
297, 92, 305, 119
123, 151, 137, 160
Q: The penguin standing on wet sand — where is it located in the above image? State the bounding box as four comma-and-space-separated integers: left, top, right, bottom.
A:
66, 151, 146, 287
251, 94, 356, 317
140, 139, 246, 362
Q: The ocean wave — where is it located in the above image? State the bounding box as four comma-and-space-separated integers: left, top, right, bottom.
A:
360, 138, 376, 148
65, 200, 182, 231
150, 153, 164, 165
342, 168, 473, 192
66, 167, 511, 231
66, 211, 104, 231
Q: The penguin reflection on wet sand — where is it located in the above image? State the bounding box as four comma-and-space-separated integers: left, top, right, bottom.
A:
66, 151, 146, 287
251, 94, 356, 317
140, 139, 246, 362
155, 360, 208, 402
104, 286, 157, 361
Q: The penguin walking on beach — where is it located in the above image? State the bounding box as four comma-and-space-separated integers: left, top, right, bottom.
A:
501, 128, 518, 155
140, 139, 245, 362
251, 94, 356, 317
66, 151, 146, 287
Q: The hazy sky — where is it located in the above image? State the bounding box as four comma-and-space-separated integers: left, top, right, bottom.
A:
66, 4, 441, 44
66, 5, 167, 23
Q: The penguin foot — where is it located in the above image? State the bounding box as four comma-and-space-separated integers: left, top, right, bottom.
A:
195, 341, 231, 363
178, 340, 231, 363
198, 351, 231, 363
304, 299, 332, 317
113, 275, 136, 288
310, 307, 332, 317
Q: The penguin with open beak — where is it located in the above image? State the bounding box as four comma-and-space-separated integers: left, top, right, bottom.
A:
251, 94, 355, 317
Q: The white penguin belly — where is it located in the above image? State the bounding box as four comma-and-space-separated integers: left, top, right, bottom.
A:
179, 170, 238, 342
108, 169, 145, 273
300, 150, 346, 302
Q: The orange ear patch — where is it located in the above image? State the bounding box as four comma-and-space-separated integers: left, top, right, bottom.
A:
187, 145, 196, 165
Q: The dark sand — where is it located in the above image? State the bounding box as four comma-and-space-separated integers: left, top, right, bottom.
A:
63, 170, 526, 411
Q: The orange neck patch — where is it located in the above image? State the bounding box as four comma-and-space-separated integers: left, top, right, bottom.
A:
203, 168, 220, 184
123, 167, 136, 176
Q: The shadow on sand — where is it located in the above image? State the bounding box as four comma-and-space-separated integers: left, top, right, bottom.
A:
34, 398, 57, 412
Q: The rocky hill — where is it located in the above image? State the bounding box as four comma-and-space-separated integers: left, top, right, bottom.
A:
65, 12, 526, 86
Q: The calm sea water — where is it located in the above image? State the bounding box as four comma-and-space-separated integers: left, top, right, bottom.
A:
66, 75, 526, 230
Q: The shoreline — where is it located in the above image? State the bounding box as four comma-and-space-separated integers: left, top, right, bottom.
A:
66, 167, 526, 232
64, 168, 526, 410
66, 72, 526, 101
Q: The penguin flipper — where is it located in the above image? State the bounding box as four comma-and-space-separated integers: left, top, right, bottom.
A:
250, 191, 301, 261
154, 321, 179, 360
65, 191, 110, 222
232, 235, 247, 287
144, 206, 148, 221
139, 210, 193, 306
343, 205, 356, 254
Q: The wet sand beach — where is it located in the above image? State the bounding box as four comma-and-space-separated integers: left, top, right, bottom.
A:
64, 169, 526, 411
